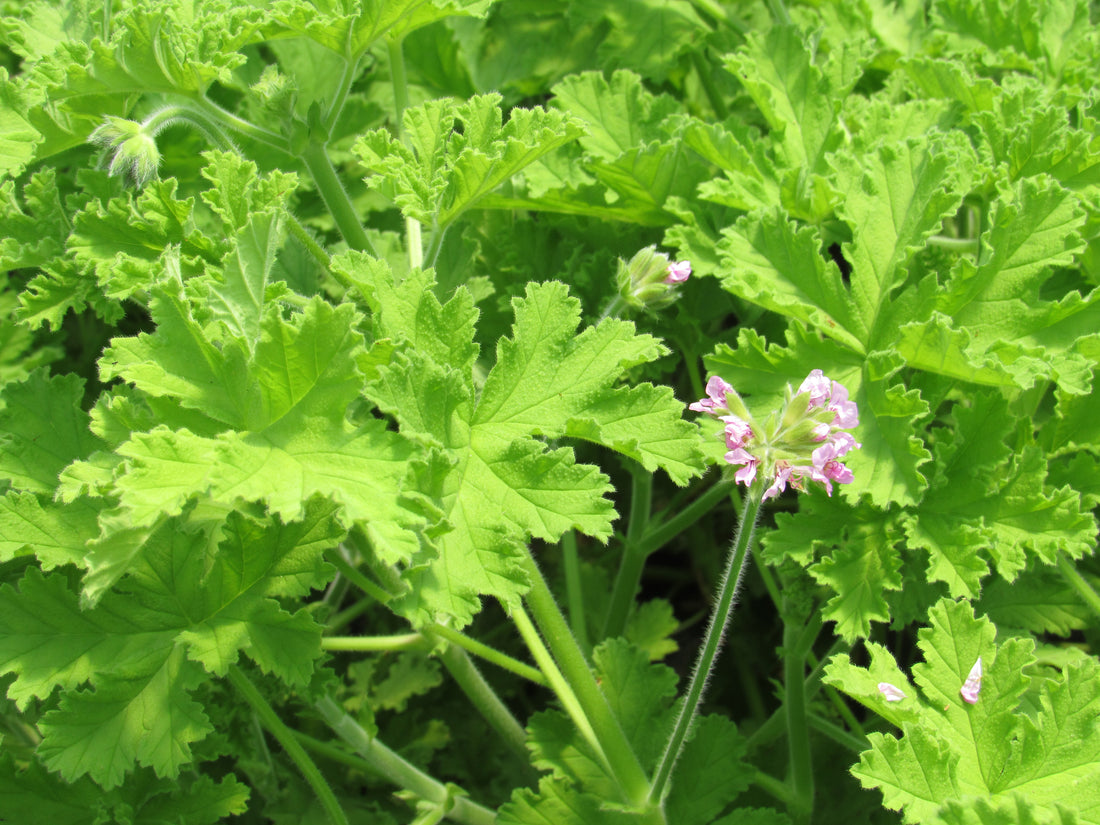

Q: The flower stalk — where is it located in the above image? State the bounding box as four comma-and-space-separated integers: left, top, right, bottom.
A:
648, 485, 763, 805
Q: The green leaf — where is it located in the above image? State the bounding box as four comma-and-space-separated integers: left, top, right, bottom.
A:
198, 210, 289, 353
723, 25, 856, 175
360, 265, 702, 624
0, 369, 105, 495
898, 176, 1095, 395
68, 178, 220, 301
0, 503, 338, 787
665, 715, 752, 825
715, 209, 863, 352
0, 491, 99, 570
831, 132, 975, 347
44, 2, 266, 98
498, 776, 639, 825
826, 598, 1100, 824
270, 0, 496, 57
901, 393, 1096, 595
567, 0, 707, 84
354, 93, 583, 229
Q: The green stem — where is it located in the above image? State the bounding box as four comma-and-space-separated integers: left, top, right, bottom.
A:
648, 487, 763, 806
689, 50, 729, 120
313, 697, 497, 825
767, 0, 792, 25
602, 468, 653, 640
927, 235, 980, 252
322, 633, 427, 652
634, 478, 735, 558
322, 54, 362, 134
386, 35, 425, 271
301, 142, 376, 255
436, 643, 531, 764
784, 612, 814, 825
426, 622, 549, 687
1057, 552, 1100, 617
285, 212, 334, 270
510, 603, 606, 765
325, 597, 373, 634
228, 666, 349, 825
324, 549, 394, 605
195, 97, 289, 151
598, 293, 627, 321
753, 769, 796, 807
561, 531, 591, 654
520, 554, 654, 810
807, 714, 867, 754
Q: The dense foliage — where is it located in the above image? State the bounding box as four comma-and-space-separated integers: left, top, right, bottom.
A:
1, 1, 1098, 823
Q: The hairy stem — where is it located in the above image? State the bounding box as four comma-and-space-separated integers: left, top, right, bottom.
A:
228, 666, 349, 825
648, 486, 762, 805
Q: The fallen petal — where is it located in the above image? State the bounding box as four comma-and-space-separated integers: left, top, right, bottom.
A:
960, 656, 982, 704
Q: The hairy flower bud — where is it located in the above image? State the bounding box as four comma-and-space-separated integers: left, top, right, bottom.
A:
89, 116, 162, 188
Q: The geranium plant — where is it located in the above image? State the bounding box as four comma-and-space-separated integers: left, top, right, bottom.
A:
0, 1, 1098, 824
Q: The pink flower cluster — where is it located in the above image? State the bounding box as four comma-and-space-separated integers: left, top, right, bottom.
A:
689, 370, 861, 499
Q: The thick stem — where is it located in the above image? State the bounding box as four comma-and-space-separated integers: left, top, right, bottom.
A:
301, 142, 376, 255
520, 553, 654, 810
313, 697, 497, 825
1057, 552, 1100, 618
510, 602, 605, 765
784, 612, 814, 825
648, 487, 762, 806
560, 531, 591, 654
228, 666, 349, 825
436, 643, 531, 764
602, 468, 653, 640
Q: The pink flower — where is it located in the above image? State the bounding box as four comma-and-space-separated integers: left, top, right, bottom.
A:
663, 260, 692, 284
763, 463, 793, 500
827, 382, 859, 429
689, 376, 734, 416
724, 447, 758, 484
877, 682, 907, 702
960, 657, 982, 705
722, 416, 754, 450
798, 369, 832, 407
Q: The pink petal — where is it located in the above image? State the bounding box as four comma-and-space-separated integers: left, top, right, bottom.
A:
664, 260, 692, 283
877, 682, 906, 702
722, 416, 754, 449
798, 369, 832, 407
960, 657, 982, 704
689, 376, 734, 415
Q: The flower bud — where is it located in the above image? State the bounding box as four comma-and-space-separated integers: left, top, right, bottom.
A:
616, 246, 691, 311
89, 116, 162, 188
